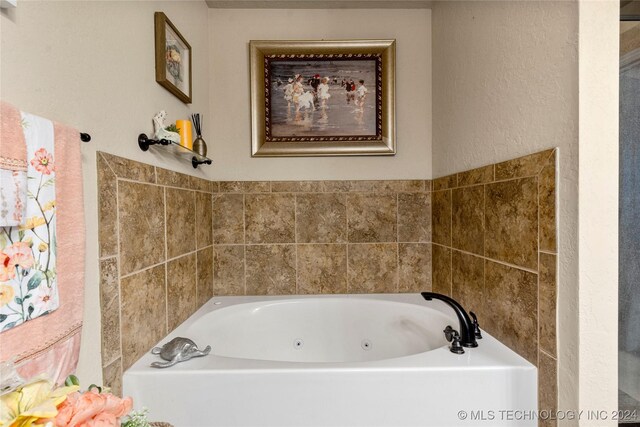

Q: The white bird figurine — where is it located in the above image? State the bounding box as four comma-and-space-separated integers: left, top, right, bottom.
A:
153, 110, 181, 143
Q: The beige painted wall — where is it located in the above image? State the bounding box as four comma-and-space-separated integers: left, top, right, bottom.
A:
208, 8, 432, 180
432, 1, 619, 424
578, 0, 619, 423
433, 0, 580, 414
0, 0, 211, 386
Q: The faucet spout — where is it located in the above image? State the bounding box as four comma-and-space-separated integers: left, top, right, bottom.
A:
421, 292, 478, 348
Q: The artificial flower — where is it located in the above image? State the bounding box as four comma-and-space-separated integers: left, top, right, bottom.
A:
0, 379, 78, 427
19, 217, 46, 231
38, 243, 48, 253
91, 412, 118, 427
53, 389, 132, 427
23, 237, 34, 248
42, 201, 56, 212
0, 252, 15, 282
30, 148, 54, 175
0, 284, 14, 307
3, 242, 34, 270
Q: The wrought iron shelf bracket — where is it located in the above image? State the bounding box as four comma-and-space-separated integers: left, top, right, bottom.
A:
138, 133, 171, 151
192, 157, 212, 168
138, 133, 213, 169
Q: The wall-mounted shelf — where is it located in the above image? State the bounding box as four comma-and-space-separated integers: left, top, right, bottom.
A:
138, 133, 212, 169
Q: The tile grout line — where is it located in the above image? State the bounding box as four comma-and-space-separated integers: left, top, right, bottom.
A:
294, 194, 299, 295
114, 177, 123, 384
211, 241, 429, 248
211, 194, 215, 299
539, 348, 557, 361
99, 152, 118, 179
537, 170, 542, 370
194, 191, 199, 306
431, 172, 541, 192
346, 193, 350, 293
396, 192, 400, 292
118, 246, 213, 280
481, 182, 486, 326
449, 189, 453, 295
539, 249, 558, 256
115, 176, 212, 194
242, 194, 247, 296
431, 242, 539, 276
552, 150, 560, 385
163, 187, 169, 336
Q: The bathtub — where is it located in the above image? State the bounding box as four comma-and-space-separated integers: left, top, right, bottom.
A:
123, 294, 537, 427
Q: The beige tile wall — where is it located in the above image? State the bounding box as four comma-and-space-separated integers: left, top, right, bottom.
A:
98, 149, 557, 421
430, 149, 558, 425
97, 152, 214, 395
211, 179, 433, 296
97, 152, 433, 394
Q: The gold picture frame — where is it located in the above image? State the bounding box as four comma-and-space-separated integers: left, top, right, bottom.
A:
155, 12, 192, 104
250, 40, 396, 157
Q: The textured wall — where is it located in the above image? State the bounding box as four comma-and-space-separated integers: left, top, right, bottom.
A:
1, 0, 212, 385
431, 149, 558, 424
577, 0, 619, 421
208, 8, 432, 180
431, 1, 579, 417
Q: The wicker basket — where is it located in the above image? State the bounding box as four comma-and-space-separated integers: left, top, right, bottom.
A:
149, 423, 174, 427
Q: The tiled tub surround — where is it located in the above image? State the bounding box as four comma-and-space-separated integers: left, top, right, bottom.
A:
97, 153, 215, 395
430, 149, 558, 424
97, 149, 558, 420
212, 180, 433, 296
97, 151, 433, 394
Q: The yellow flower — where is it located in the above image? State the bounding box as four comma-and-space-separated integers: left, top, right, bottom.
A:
0, 284, 14, 307
0, 379, 78, 427
19, 217, 46, 231
42, 201, 56, 212
37, 243, 48, 253
23, 238, 33, 248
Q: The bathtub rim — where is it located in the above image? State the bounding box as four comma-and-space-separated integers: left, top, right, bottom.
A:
124, 293, 536, 374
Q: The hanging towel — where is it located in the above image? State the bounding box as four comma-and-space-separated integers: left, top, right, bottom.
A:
0, 112, 59, 332
0, 119, 84, 385
0, 102, 27, 227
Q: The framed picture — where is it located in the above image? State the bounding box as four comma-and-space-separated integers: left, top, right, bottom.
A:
250, 40, 396, 157
154, 12, 192, 104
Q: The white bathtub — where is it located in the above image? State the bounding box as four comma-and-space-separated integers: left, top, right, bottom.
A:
123, 294, 537, 427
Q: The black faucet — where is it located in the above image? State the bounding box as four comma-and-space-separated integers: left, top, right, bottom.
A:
421, 292, 478, 348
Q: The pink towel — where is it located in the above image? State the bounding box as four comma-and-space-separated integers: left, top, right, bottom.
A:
0, 102, 28, 226
0, 102, 27, 169
0, 122, 85, 385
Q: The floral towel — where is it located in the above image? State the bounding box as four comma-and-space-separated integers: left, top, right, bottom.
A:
0, 112, 58, 332
0, 170, 27, 227
0, 102, 28, 227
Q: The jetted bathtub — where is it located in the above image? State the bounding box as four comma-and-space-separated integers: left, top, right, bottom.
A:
123, 294, 537, 427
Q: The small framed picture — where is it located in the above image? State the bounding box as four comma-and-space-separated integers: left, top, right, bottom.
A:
250, 39, 396, 157
154, 12, 192, 104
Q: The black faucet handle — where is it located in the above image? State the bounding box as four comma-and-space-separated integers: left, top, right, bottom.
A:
469, 311, 483, 339
443, 325, 465, 354
443, 325, 456, 342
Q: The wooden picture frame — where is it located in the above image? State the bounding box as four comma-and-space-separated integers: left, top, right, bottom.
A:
154, 12, 192, 104
250, 39, 396, 157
